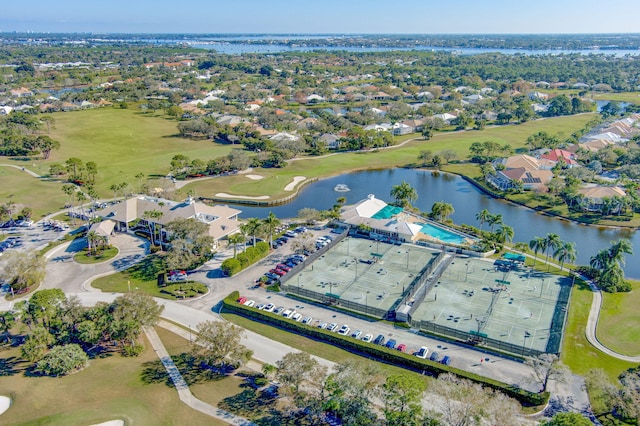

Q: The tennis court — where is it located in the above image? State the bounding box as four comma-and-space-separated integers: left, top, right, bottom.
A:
286, 236, 440, 314
410, 257, 571, 355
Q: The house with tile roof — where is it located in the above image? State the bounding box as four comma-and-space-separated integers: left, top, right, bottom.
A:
576, 185, 626, 213
96, 196, 242, 248
540, 149, 579, 168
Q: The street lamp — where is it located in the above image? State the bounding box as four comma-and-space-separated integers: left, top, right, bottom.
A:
189, 324, 192, 345
354, 257, 358, 277
366, 290, 370, 310
406, 249, 411, 269
298, 273, 302, 294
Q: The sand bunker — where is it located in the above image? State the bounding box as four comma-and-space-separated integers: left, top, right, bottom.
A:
284, 176, 306, 191
246, 174, 264, 180
90, 421, 125, 426
215, 193, 269, 200
0, 396, 11, 415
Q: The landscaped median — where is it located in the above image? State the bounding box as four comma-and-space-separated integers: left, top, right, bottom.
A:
222, 291, 549, 408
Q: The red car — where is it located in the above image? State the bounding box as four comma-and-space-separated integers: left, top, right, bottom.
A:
276, 263, 291, 272
270, 268, 287, 276
237, 296, 248, 304
396, 344, 407, 353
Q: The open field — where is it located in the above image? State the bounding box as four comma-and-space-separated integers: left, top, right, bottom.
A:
592, 92, 640, 103
9, 107, 235, 196
0, 330, 224, 425
186, 114, 596, 199
0, 166, 68, 219
597, 281, 640, 356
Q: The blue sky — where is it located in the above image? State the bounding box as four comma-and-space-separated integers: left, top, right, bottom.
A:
2, 0, 639, 34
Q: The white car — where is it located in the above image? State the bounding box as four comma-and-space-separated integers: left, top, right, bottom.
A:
292, 312, 303, 322
243, 300, 255, 307
302, 316, 313, 325
256, 303, 266, 310
274, 306, 285, 315
326, 322, 338, 332
337, 325, 350, 335
317, 322, 328, 329
351, 330, 362, 339
361, 333, 373, 343
264, 303, 275, 312
414, 346, 429, 359
282, 309, 296, 319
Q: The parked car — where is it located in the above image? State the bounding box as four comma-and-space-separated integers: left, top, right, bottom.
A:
317, 322, 328, 329
264, 303, 275, 312
351, 330, 362, 339
396, 344, 407, 352
256, 303, 266, 310
243, 300, 255, 307
385, 339, 397, 349
270, 268, 286, 276
274, 306, 285, 315
282, 309, 296, 319
327, 322, 338, 332
276, 263, 291, 272
285, 231, 297, 238
337, 325, 350, 335
414, 346, 429, 359
302, 316, 313, 325
361, 333, 373, 343
292, 312, 303, 322
373, 334, 385, 345
237, 296, 247, 304
441, 356, 451, 366
429, 352, 440, 362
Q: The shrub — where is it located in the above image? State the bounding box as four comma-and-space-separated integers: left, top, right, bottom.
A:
122, 343, 144, 357
35, 344, 88, 376
221, 258, 242, 276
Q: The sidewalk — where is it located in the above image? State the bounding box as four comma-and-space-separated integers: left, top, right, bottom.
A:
144, 326, 256, 426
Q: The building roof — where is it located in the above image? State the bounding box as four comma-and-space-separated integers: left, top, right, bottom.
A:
577, 186, 626, 199
501, 154, 540, 171
89, 219, 116, 237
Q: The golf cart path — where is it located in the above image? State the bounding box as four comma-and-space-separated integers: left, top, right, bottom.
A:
144, 326, 256, 426
0, 164, 41, 178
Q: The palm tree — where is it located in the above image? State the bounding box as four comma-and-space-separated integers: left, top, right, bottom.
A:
390, 181, 418, 208
544, 233, 561, 271
488, 213, 503, 232
243, 217, 263, 247
529, 236, 546, 267
431, 201, 455, 222
86, 230, 100, 255
554, 242, 577, 272
262, 212, 281, 249
608, 239, 633, 268
143, 210, 164, 246
228, 233, 245, 257
475, 209, 492, 232
495, 224, 514, 245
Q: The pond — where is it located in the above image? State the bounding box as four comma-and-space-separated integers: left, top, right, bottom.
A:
234, 169, 639, 277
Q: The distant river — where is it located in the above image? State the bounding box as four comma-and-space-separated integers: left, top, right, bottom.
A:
233, 169, 639, 278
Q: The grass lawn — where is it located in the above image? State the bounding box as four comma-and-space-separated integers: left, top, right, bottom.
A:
0, 166, 69, 219
185, 114, 596, 199
0, 333, 224, 425
597, 281, 640, 356
561, 279, 637, 383
591, 92, 640, 103
92, 254, 167, 296
22, 107, 235, 196
73, 246, 119, 264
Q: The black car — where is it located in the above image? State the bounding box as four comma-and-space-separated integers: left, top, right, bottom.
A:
373, 334, 385, 345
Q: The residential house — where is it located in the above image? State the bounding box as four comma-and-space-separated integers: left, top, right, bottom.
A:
317, 133, 340, 149
576, 185, 626, 213
10, 87, 33, 97
487, 168, 553, 191
540, 149, 579, 168
391, 122, 412, 136
579, 139, 614, 153
96, 196, 242, 248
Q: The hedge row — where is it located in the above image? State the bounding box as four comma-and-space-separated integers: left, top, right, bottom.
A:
161, 282, 208, 298
221, 242, 270, 276
223, 291, 548, 407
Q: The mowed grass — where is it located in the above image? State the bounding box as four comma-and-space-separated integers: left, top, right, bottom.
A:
92, 254, 168, 297
0, 332, 224, 426
0, 166, 68, 219
40, 107, 234, 195
561, 279, 637, 383
186, 114, 596, 199
597, 281, 640, 356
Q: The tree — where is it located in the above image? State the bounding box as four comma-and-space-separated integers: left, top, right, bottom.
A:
227, 233, 244, 257
262, 212, 281, 249
0, 311, 16, 343
325, 360, 382, 425
110, 292, 163, 349
34, 344, 88, 376
193, 320, 252, 370
430, 201, 454, 222
554, 241, 577, 272
243, 217, 263, 247
142, 210, 163, 246
382, 374, 427, 426
390, 180, 418, 208
544, 233, 561, 271
487, 213, 503, 232
542, 412, 592, 426
495, 224, 514, 245
21, 326, 54, 362
475, 209, 492, 232
525, 353, 568, 393
418, 150, 433, 166
297, 207, 321, 225
276, 351, 327, 403
529, 236, 546, 267
3, 250, 46, 293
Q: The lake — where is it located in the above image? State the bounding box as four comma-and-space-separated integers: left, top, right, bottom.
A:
234, 169, 639, 277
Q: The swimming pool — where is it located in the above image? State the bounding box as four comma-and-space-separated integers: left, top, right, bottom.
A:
419, 222, 470, 245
